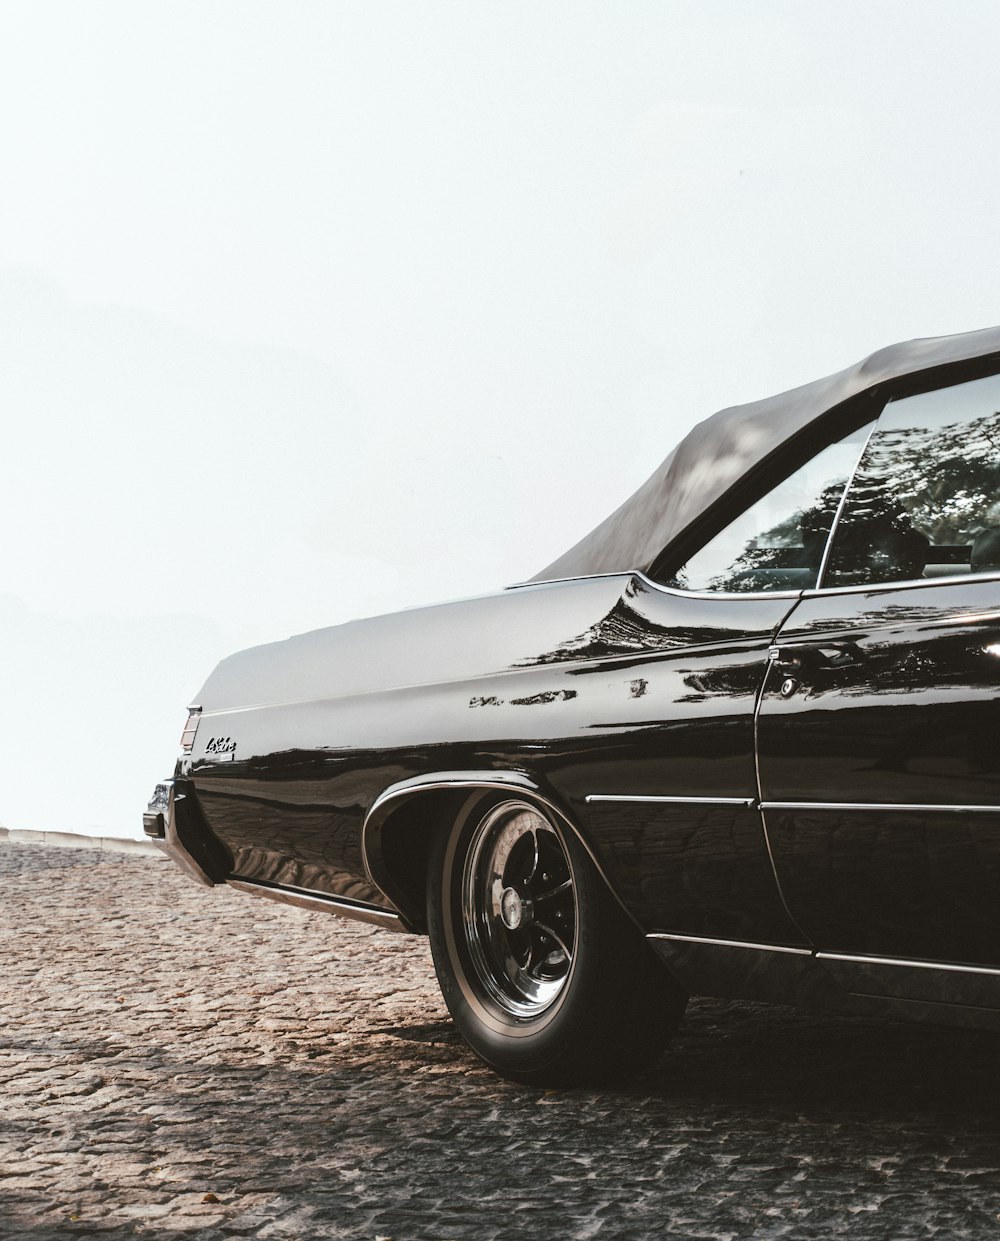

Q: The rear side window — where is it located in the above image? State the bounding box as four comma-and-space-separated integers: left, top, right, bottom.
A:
824, 372, 1000, 587
667, 423, 872, 593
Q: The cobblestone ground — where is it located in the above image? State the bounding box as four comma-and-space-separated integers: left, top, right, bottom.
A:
3, 841, 1000, 1240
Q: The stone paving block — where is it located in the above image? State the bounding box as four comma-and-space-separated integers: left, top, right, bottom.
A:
4, 838, 1000, 1239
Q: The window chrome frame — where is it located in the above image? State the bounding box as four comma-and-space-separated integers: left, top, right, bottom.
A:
803, 569, 1000, 598
632, 570, 805, 603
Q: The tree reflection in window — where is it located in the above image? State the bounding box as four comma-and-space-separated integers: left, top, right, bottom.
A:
826, 372, 1000, 587
669, 423, 872, 594
701, 481, 847, 593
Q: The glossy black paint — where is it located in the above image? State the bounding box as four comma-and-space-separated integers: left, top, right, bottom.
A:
759, 576, 1000, 964
170, 564, 1000, 1024
156, 330, 1000, 1038
183, 574, 802, 943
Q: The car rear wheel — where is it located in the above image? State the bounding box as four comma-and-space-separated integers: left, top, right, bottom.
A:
426, 792, 687, 1085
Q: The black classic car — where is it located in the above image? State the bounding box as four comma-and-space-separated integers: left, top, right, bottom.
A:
146, 325, 1000, 1083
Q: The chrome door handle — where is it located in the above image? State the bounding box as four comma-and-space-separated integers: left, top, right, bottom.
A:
768, 642, 864, 673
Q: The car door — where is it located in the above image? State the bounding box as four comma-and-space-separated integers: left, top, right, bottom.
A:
757, 368, 1000, 995
575, 417, 876, 949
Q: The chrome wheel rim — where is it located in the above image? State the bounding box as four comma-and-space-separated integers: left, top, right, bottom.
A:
461, 801, 577, 1019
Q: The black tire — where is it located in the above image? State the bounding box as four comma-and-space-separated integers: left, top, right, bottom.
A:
426, 791, 687, 1085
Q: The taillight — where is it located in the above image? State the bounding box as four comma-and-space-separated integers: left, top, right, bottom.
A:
180, 706, 202, 754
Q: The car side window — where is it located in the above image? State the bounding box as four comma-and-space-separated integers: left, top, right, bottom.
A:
666, 422, 873, 593
824, 372, 1000, 588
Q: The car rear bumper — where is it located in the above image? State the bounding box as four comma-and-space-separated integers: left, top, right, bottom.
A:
142, 779, 406, 931
143, 778, 227, 887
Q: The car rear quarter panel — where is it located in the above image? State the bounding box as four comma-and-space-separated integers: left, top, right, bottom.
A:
184, 574, 799, 941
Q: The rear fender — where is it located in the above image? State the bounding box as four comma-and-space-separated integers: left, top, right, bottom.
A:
361, 770, 636, 935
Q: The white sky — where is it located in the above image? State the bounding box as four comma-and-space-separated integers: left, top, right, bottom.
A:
3, 1, 1000, 836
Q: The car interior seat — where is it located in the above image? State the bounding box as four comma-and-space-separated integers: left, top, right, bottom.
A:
971, 526, 1000, 575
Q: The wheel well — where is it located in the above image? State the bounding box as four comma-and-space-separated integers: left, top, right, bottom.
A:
371, 788, 470, 933
369, 780, 642, 937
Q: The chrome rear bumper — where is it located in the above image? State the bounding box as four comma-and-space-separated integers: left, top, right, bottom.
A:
143, 778, 219, 887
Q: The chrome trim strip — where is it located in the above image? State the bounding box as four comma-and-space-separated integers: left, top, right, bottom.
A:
633, 570, 804, 602
762, 800, 1000, 814
803, 569, 1000, 597
817, 951, 1000, 978
585, 794, 756, 807
226, 878, 405, 932
506, 571, 632, 589
512, 570, 805, 599
648, 932, 812, 956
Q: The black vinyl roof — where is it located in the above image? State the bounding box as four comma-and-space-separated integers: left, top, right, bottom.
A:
532, 325, 1000, 583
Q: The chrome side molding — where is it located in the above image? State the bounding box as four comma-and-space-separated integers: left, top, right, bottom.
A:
588, 797, 1000, 813
647, 932, 811, 956
761, 801, 1000, 814
816, 951, 1000, 978
586, 794, 756, 807
647, 935, 1000, 981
